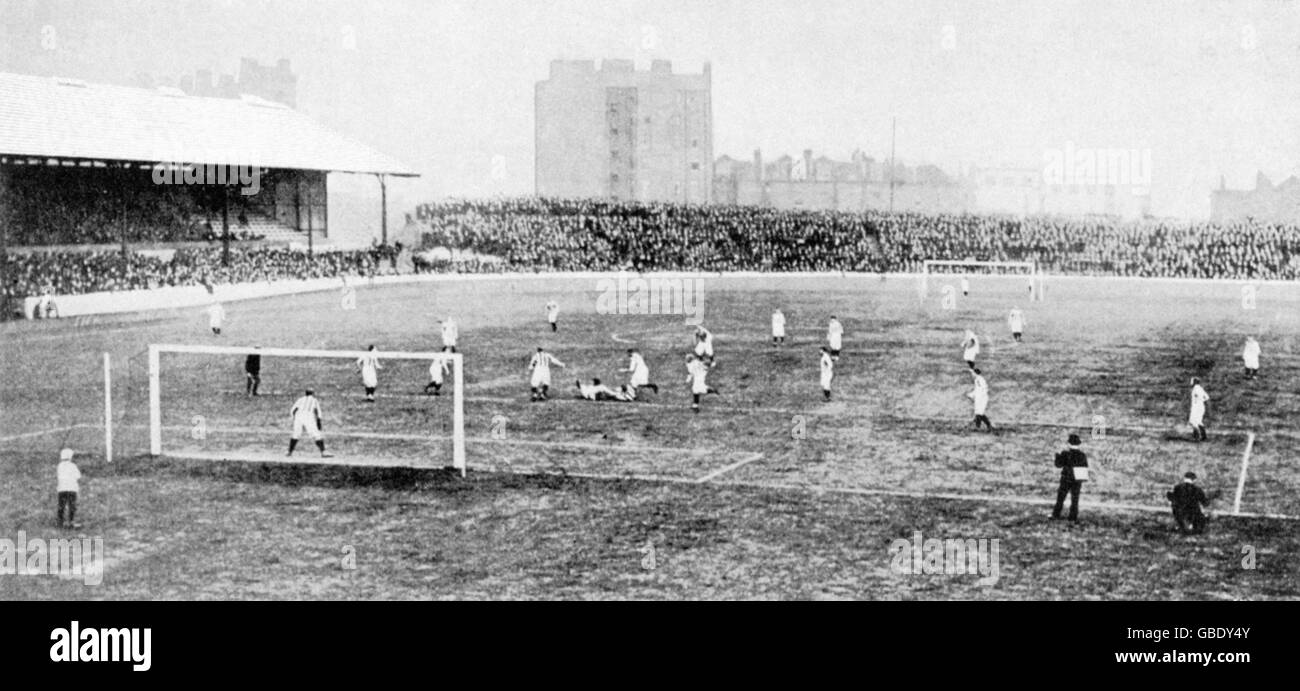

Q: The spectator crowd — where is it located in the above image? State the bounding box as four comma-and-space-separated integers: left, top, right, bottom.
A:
7, 198, 1300, 310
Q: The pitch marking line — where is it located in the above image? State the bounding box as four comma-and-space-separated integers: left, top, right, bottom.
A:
0, 424, 93, 442
695, 453, 764, 483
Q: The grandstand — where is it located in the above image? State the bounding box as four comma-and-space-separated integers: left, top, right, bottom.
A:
0, 71, 418, 317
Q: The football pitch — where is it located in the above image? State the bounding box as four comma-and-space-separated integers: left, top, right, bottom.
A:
2, 273, 1299, 599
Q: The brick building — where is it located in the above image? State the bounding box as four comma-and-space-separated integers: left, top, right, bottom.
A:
535, 59, 713, 203
713, 148, 972, 213
1211, 172, 1300, 223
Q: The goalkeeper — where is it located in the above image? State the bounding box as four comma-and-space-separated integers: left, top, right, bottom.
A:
288, 389, 330, 457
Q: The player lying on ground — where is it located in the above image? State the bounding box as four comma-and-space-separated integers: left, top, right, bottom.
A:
575, 378, 635, 401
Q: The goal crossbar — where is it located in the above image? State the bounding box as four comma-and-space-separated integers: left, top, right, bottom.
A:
147, 343, 465, 474
920, 260, 1043, 301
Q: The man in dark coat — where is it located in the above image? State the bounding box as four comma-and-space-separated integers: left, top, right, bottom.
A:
1167, 472, 1216, 534
1052, 433, 1089, 521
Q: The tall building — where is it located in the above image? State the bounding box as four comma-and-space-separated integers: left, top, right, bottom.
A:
535, 59, 713, 203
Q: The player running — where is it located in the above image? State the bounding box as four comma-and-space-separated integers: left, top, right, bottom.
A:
962, 329, 980, 369
1008, 308, 1025, 343
686, 354, 719, 414
207, 301, 226, 336
546, 300, 560, 332
356, 345, 382, 402
1188, 378, 1210, 442
771, 308, 786, 346
819, 346, 834, 401
529, 347, 565, 401
621, 348, 659, 398
423, 353, 450, 396
827, 316, 843, 359
287, 389, 330, 457
1242, 337, 1260, 380
441, 317, 458, 353
968, 367, 994, 432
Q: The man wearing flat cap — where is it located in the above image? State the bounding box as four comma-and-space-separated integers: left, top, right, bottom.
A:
1052, 433, 1089, 522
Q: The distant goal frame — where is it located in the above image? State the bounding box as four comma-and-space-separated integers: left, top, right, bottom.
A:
920, 260, 1044, 302
146, 343, 466, 474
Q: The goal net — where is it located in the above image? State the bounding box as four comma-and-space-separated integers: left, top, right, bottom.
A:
919, 260, 1043, 303
137, 344, 465, 474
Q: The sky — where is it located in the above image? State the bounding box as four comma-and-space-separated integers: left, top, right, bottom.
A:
1, 0, 1298, 218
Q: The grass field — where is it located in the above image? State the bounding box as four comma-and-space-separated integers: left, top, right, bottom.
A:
2, 272, 1299, 599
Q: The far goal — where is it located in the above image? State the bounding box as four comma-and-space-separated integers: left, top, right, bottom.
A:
919, 260, 1044, 303
143, 344, 465, 474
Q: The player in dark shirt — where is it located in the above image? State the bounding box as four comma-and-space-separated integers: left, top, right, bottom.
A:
245, 347, 262, 397
1167, 472, 1216, 534
1051, 433, 1089, 521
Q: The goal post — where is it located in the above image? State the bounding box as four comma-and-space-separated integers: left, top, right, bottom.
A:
146, 343, 465, 475
920, 259, 1043, 302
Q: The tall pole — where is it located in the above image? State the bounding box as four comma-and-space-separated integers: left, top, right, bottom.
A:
888, 116, 897, 215
220, 183, 230, 267
378, 174, 388, 245
305, 175, 314, 257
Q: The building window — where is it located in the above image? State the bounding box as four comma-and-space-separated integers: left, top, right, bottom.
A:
611, 174, 620, 183
611, 128, 618, 136
611, 151, 619, 160
691, 139, 699, 147
691, 162, 700, 170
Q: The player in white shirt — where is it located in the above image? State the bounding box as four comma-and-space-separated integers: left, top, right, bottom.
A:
441, 317, 458, 353
827, 316, 843, 358
1007, 308, 1025, 343
575, 378, 634, 402
1188, 378, 1210, 442
207, 301, 226, 336
356, 345, 382, 402
968, 368, 994, 431
693, 326, 716, 365
423, 353, 451, 396
546, 300, 560, 332
621, 348, 659, 398
56, 448, 82, 529
819, 347, 834, 401
960, 276, 971, 297
288, 389, 330, 457
771, 309, 787, 346
685, 354, 719, 413
962, 329, 980, 370
529, 347, 566, 401
1242, 337, 1261, 380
